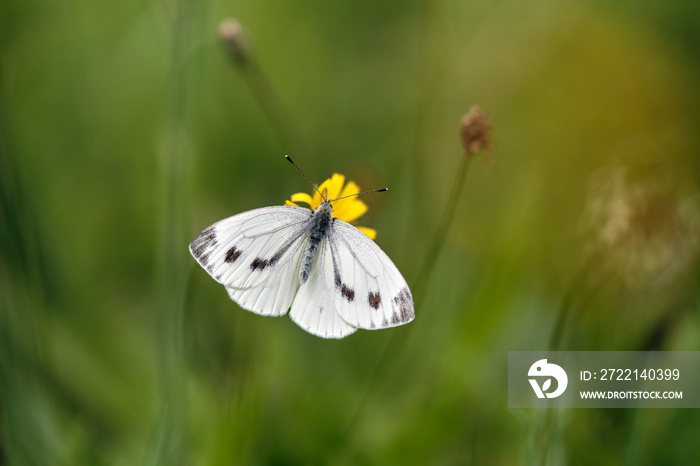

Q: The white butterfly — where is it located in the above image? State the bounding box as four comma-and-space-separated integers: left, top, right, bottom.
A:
189, 157, 414, 339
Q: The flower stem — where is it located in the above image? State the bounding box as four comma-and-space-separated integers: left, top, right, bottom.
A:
0, 91, 54, 465
341, 150, 475, 450
219, 20, 311, 158
147, 1, 202, 464
538, 409, 553, 466
412, 153, 473, 302
536, 253, 609, 463
240, 60, 312, 158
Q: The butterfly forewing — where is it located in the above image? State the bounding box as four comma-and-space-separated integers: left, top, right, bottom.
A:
190, 206, 311, 316
329, 219, 415, 330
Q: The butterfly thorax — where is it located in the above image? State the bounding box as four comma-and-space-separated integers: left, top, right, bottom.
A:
299, 201, 333, 284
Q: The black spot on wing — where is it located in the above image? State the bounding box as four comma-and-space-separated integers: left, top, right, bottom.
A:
249, 239, 292, 272
225, 246, 241, 263
341, 284, 355, 302
199, 252, 211, 266
190, 227, 217, 259
334, 270, 342, 288
368, 292, 381, 309
250, 258, 269, 271
392, 287, 414, 322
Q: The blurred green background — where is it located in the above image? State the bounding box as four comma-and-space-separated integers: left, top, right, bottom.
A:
2, 0, 700, 464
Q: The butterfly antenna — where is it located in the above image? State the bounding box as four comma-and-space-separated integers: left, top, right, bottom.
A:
329, 188, 388, 203
285, 155, 327, 201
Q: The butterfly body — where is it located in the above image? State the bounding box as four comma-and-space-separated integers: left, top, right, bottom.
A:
190, 194, 414, 339
300, 201, 333, 284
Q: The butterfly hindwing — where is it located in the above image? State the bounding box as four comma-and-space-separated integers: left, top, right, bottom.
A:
190, 206, 311, 316
289, 237, 358, 338
225, 243, 304, 316
329, 219, 415, 330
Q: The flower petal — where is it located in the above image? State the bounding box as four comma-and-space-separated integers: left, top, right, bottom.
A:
290, 192, 315, 207
333, 198, 368, 223
286, 173, 378, 237
318, 174, 345, 201
340, 180, 360, 198
357, 226, 377, 240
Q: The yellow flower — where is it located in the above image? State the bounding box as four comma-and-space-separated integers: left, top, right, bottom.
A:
285, 173, 377, 239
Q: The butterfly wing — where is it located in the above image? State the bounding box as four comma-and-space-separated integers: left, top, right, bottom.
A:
329, 219, 414, 330
189, 206, 311, 316
289, 236, 358, 338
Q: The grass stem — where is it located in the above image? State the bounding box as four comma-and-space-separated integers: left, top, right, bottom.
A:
146, 1, 202, 464
219, 20, 311, 158
241, 60, 312, 158
412, 154, 473, 302
342, 150, 475, 450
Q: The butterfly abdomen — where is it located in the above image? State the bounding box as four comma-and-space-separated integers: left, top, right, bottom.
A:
299, 203, 333, 284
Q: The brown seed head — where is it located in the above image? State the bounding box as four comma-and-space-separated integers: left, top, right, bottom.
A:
584, 166, 700, 289
460, 105, 491, 156
219, 18, 250, 66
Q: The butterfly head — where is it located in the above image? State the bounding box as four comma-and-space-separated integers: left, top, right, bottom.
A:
320, 187, 330, 206
284, 156, 386, 239
317, 197, 334, 215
